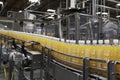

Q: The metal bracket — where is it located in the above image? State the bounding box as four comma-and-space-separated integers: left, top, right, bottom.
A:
44, 49, 52, 80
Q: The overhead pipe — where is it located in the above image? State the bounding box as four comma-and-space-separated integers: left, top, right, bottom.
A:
24, 1, 40, 10
0, 1, 7, 14
0, 1, 3, 11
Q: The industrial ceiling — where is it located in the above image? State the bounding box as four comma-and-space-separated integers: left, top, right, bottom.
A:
0, 0, 119, 19
0, 0, 59, 16
0, 0, 30, 16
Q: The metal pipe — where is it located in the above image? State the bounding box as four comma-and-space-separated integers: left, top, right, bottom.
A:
92, 0, 97, 17
57, 8, 63, 40
66, 0, 68, 9
24, 2, 38, 10
107, 0, 120, 3
58, 19, 63, 40
97, 4, 120, 11
75, 12, 80, 44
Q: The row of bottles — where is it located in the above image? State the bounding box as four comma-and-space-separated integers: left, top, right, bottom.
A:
0, 30, 120, 72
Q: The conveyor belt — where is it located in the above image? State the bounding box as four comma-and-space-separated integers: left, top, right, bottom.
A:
0, 30, 120, 78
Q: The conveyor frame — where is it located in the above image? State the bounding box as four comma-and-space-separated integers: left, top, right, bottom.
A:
1, 31, 120, 80
42, 46, 120, 80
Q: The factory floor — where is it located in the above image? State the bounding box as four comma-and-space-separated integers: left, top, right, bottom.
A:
0, 72, 20, 80
0, 65, 6, 80
0, 68, 19, 80
0, 66, 42, 80
0, 72, 5, 80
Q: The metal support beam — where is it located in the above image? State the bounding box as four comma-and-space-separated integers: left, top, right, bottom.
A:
57, 8, 63, 41
44, 49, 52, 80
66, 16, 70, 41
0, 16, 43, 23
107, 61, 116, 80
40, 47, 44, 80
66, 0, 69, 9
0, 35, 2, 73
59, 19, 63, 41
18, 61, 24, 80
83, 57, 89, 80
92, 0, 97, 17
89, 20, 93, 44
75, 12, 80, 44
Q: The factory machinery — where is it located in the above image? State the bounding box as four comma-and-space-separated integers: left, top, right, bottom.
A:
0, 29, 120, 80
0, 0, 120, 80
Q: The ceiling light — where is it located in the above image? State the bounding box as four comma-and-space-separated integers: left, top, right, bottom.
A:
4, 25, 7, 28
0, 1, 3, 5
29, 0, 39, 3
116, 15, 120, 18
47, 9, 56, 13
96, 12, 108, 15
102, 12, 108, 15
96, 12, 101, 15
116, 3, 120, 6
47, 16, 54, 20
19, 10, 22, 13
